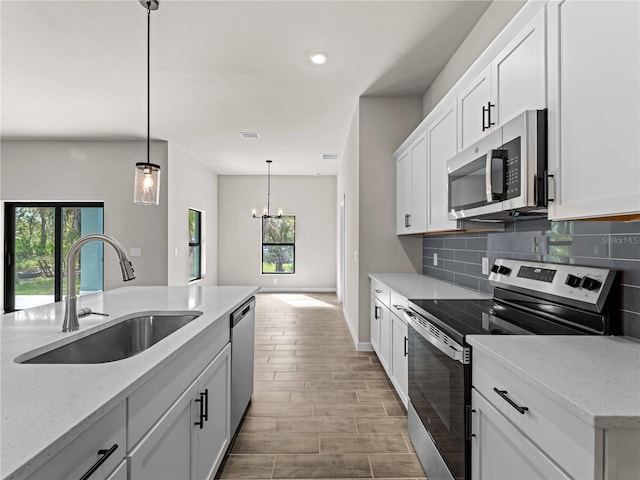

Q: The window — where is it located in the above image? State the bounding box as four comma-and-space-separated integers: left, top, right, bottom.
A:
262, 216, 295, 274
4, 202, 104, 312
188, 209, 202, 282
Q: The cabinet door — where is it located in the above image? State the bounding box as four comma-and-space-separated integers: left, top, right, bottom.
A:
492, 7, 546, 126
378, 305, 391, 375
427, 103, 458, 232
370, 295, 381, 353
471, 389, 571, 480
396, 150, 412, 234
390, 313, 408, 408
457, 65, 492, 151
129, 382, 197, 480
408, 133, 428, 233
547, 0, 640, 220
195, 344, 231, 480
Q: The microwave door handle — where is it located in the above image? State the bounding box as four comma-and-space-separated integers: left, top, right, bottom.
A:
485, 150, 495, 202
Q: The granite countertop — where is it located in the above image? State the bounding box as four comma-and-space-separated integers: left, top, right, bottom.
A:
467, 335, 640, 429
369, 273, 491, 301
1, 285, 259, 480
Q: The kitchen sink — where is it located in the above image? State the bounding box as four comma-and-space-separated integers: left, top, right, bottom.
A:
18, 312, 203, 364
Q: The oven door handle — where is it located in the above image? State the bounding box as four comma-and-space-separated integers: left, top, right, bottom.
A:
403, 310, 469, 364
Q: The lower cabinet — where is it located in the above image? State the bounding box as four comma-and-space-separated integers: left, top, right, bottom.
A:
471, 389, 570, 480
129, 343, 231, 480
390, 312, 408, 408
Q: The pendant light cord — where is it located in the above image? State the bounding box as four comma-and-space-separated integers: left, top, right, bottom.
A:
267, 161, 271, 216
146, 3, 151, 166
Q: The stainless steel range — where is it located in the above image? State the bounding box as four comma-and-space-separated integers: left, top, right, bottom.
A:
403, 258, 619, 480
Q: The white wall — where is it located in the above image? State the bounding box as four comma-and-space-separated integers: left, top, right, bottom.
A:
167, 144, 218, 286
218, 175, 336, 291
422, 0, 526, 116
338, 96, 423, 349
0, 152, 3, 312
0, 140, 169, 290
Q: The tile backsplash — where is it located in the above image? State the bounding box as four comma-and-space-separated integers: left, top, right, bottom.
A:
422, 219, 640, 338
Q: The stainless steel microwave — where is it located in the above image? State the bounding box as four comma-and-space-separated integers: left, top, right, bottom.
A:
447, 110, 548, 221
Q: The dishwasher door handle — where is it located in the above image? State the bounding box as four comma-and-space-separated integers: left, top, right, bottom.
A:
232, 297, 256, 327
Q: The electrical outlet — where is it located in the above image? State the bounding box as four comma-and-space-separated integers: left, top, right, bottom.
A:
273, 278, 278, 284
482, 257, 490, 275
354, 251, 358, 263
433, 253, 438, 266
130, 248, 141, 257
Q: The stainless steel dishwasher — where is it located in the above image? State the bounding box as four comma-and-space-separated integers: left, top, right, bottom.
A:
230, 296, 256, 436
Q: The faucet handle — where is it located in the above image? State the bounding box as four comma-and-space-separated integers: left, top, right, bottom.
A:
77, 308, 109, 318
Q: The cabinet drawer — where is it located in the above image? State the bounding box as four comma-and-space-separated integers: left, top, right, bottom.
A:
128, 318, 229, 449
370, 279, 390, 307
389, 291, 408, 316
27, 401, 126, 480
472, 349, 600, 480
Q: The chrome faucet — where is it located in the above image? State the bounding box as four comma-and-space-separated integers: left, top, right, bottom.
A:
62, 234, 136, 332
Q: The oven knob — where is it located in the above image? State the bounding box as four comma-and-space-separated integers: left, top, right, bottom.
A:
581, 276, 602, 291
497, 265, 511, 275
565, 274, 582, 288
490, 264, 500, 274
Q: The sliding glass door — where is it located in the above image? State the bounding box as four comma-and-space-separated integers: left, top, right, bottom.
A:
4, 203, 104, 312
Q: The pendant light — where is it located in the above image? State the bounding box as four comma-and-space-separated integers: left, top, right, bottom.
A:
252, 160, 283, 219
134, 0, 161, 205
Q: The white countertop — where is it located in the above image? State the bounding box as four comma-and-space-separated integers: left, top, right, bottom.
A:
467, 335, 640, 429
1, 285, 259, 480
369, 273, 491, 300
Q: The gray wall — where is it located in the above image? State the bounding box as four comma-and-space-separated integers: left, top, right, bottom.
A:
422, 219, 640, 338
218, 175, 337, 291
338, 96, 424, 348
1, 140, 169, 290
167, 143, 218, 286
422, 0, 526, 116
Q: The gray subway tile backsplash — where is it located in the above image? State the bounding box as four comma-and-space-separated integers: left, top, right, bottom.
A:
422, 219, 640, 338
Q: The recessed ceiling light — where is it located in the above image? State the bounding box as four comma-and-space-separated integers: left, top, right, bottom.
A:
310, 52, 328, 65
240, 132, 260, 139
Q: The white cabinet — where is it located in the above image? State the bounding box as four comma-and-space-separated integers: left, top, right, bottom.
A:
457, 7, 546, 151
396, 133, 427, 235
26, 402, 126, 480
129, 344, 231, 480
427, 102, 458, 232
129, 381, 197, 480
369, 278, 409, 408
471, 389, 571, 480
547, 0, 640, 220
390, 311, 408, 408
195, 343, 231, 480
472, 346, 640, 480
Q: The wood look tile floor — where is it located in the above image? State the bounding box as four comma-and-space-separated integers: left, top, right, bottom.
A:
218, 293, 427, 480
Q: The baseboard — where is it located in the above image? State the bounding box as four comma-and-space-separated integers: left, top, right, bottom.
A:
356, 342, 374, 352
258, 287, 337, 293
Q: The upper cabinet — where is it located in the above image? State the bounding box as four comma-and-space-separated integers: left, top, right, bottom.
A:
547, 0, 640, 220
427, 103, 458, 232
458, 7, 547, 151
396, 133, 427, 235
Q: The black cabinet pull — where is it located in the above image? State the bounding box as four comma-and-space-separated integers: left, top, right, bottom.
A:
482, 102, 496, 131
374, 305, 380, 320
493, 388, 529, 414
78, 444, 118, 480
404, 337, 408, 357
195, 393, 205, 429
203, 389, 209, 422
545, 172, 555, 203
482, 105, 488, 131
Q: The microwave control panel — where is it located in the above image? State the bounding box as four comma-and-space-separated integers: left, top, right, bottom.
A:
502, 137, 521, 199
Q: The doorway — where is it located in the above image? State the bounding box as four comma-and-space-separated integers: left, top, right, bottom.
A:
4, 202, 104, 312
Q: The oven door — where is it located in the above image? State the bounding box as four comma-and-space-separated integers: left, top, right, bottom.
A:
407, 316, 470, 480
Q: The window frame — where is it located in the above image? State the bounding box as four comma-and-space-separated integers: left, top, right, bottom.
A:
4, 201, 104, 313
261, 215, 296, 275
188, 208, 202, 282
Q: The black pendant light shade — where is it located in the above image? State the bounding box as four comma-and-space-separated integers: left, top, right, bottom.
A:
252, 160, 283, 219
134, 0, 161, 206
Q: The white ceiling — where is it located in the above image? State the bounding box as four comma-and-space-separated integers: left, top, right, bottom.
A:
1, 0, 491, 175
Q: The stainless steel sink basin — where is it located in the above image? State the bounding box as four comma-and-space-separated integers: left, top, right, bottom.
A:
19, 312, 202, 364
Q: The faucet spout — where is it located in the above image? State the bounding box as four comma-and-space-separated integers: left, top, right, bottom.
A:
62, 234, 136, 332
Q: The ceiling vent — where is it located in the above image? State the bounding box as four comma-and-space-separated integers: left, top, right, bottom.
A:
322, 153, 340, 161
240, 132, 260, 139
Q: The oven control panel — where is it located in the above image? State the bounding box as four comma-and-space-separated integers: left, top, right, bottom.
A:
489, 258, 616, 312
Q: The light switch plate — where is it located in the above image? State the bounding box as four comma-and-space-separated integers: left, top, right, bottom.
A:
130, 248, 142, 257
433, 253, 438, 266
482, 257, 489, 275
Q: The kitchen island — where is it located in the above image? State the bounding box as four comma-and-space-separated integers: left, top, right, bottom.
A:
1, 285, 259, 480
